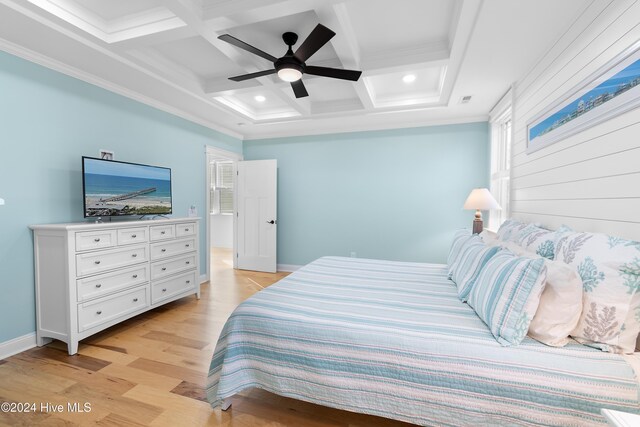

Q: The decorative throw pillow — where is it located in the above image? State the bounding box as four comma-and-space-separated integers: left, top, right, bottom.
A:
555, 232, 640, 354
467, 251, 547, 346
513, 224, 572, 260
479, 229, 498, 246
526, 259, 583, 347
447, 229, 473, 276
450, 239, 501, 301
496, 219, 528, 242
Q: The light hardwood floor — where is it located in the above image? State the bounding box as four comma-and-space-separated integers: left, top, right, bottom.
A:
0, 248, 414, 426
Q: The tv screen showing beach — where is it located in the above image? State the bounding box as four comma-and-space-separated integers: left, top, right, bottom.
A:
83, 157, 172, 217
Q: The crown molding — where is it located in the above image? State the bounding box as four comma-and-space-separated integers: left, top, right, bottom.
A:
0, 36, 243, 139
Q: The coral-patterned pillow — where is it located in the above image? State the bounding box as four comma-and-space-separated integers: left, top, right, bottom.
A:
555, 232, 640, 354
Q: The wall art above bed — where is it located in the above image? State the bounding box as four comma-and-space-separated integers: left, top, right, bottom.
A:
526, 40, 640, 154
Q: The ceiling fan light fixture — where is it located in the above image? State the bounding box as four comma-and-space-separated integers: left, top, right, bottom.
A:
277, 67, 302, 82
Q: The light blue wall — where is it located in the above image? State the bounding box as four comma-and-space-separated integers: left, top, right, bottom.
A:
0, 50, 241, 343
244, 122, 489, 266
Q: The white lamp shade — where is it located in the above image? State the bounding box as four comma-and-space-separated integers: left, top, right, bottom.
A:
463, 188, 501, 211
0, 198, 4, 206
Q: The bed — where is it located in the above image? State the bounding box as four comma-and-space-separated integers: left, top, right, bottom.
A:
206, 256, 640, 426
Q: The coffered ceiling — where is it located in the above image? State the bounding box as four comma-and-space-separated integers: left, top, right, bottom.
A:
0, 0, 587, 139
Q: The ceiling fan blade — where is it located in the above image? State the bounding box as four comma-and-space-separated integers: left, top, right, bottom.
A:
290, 80, 309, 98
229, 69, 276, 82
305, 66, 362, 81
294, 24, 335, 62
218, 34, 278, 63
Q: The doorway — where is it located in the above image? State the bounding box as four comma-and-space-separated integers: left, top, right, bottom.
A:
205, 146, 242, 282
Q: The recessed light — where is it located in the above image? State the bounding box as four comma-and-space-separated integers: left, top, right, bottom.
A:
254, 95, 266, 102
403, 74, 416, 83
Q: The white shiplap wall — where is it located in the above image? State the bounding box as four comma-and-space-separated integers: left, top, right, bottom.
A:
510, 0, 640, 240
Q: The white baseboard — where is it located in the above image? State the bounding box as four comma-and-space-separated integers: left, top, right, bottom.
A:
277, 264, 302, 272
0, 332, 37, 360
200, 274, 208, 284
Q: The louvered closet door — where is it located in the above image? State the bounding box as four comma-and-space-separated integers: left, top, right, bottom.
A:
236, 160, 277, 273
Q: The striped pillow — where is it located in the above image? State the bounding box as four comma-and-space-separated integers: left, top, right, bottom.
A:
447, 229, 473, 276
467, 251, 547, 346
450, 239, 501, 301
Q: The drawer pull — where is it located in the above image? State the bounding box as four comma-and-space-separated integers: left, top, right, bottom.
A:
186, 261, 190, 265
185, 228, 189, 231
131, 234, 137, 238
132, 274, 138, 279
96, 311, 102, 315
94, 238, 101, 242
161, 267, 167, 271
186, 280, 191, 284
94, 260, 101, 265
132, 254, 138, 258
133, 298, 138, 302
161, 231, 166, 235
161, 249, 167, 253
185, 244, 190, 248
95, 284, 102, 288
162, 288, 167, 292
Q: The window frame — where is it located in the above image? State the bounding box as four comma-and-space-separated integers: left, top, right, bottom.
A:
488, 89, 513, 231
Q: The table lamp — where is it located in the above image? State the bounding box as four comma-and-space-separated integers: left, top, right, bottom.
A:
463, 188, 500, 234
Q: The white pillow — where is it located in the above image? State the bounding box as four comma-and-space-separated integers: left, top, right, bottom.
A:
527, 260, 583, 347
555, 232, 640, 354
483, 240, 583, 347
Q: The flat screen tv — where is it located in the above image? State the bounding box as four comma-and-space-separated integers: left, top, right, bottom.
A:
82, 156, 172, 217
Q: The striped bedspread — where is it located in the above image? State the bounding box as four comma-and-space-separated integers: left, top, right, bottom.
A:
206, 256, 640, 426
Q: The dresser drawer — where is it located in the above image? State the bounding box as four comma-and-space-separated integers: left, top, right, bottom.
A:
75, 229, 117, 252
152, 271, 196, 305
150, 224, 175, 241
151, 254, 196, 280
78, 286, 148, 332
77, 264, 149, 302
175, 222, 196, 237
117, 227, 148, 246
76, 244, 148, 277
150, 238, 196, 261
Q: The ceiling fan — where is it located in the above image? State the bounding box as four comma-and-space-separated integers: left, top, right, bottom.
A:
218, 24, 362, 98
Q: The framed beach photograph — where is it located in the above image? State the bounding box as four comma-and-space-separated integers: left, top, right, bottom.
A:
527, 41, 640, 154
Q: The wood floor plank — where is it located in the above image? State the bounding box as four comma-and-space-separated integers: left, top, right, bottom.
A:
95, 413, 148, 427
60, 383, 163, 425
170, 380, 207, 402
141, 331, 209, 350
98, 363, 183, 392
23, 347, 111, 372
123, 384, 220, 427
127, 358, 205, 386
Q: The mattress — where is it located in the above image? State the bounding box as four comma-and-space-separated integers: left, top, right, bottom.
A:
206, 256, 640, 426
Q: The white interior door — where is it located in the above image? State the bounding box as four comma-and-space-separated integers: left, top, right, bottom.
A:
237, 159, 277, 273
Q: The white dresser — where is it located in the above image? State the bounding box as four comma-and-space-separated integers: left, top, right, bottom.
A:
30, 218, 200, 355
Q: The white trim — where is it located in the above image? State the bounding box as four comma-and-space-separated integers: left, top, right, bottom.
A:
205, 146, 243, 283
489, 88, 513, 122
277, 264, 302, 272
243, 116, 489, 140
0, 332, 37, 360
0, 36, 242, 140
200, 274, 208, 285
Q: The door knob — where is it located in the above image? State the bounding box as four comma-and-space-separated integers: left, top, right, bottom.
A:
266, 220, 276, 224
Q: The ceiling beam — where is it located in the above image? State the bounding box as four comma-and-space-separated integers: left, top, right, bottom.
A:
440, 0, 483, 107
162, 0, 311, 118
315, 2, 373, 110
